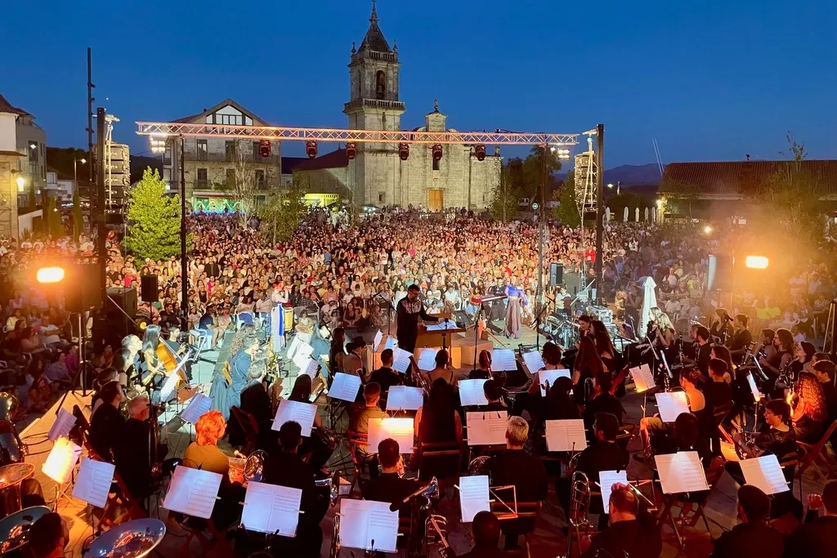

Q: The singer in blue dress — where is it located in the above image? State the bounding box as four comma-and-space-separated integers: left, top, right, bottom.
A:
504, 284, 528, 339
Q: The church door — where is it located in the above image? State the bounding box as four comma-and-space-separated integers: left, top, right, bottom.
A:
428, 189, 443, 211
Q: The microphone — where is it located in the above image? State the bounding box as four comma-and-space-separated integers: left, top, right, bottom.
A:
389, 477, 437, 511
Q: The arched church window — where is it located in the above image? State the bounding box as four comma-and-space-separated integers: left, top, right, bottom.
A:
376, 71, 386, 99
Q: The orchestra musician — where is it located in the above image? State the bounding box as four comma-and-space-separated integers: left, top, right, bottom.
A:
485, 416, 548, 550
783, 480, 837, 558
582, 483, 662, 558
396, 284, 439, 354
710, 485, 784, 558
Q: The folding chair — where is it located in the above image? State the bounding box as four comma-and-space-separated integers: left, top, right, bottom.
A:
796, 420, 837, 482
229, 406, 259, 455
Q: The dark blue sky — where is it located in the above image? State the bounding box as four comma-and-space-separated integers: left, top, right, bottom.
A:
1, 0, 834, 167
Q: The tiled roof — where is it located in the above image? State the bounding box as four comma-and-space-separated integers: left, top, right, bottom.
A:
661, 160, 837, 196
293, 149, 349, 171
0, 95, 28, 116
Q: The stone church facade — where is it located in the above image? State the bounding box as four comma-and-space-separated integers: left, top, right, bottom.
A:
298, 3, 501, 210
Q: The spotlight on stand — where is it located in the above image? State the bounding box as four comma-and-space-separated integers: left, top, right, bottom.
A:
432, 144, 443, 161
346, 142, 357, 160
399, 143, 410, 161
258, 140, 271, 158
306, 141, 318, 159
475, 144, 486, 161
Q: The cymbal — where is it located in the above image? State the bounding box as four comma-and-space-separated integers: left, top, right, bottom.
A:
87, 518, 166, 558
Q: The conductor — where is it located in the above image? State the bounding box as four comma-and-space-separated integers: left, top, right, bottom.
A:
396, 284, 439, 353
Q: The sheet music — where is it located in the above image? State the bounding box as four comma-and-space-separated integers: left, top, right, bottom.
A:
329, 373, 362, 402
459, 475, 491, 522
655, 391, 690, 423
373, 330, 383, 352
160, 370, 180, 402
182, 393, 213, 424
459, 379, 489, 407
392, 347, 412, 374
339, 499, 399, 553
523, 350, 545, 374
491, 349, 517, 372
72, 458, 115, 508
538, 369, 571, 396
368, 417, 414, 454
385, 386, 424, 411
739, 455, 789, 495
630, 364, 656, 393
42, 437, 81, 484
654, 451, 709, 494
426, 320, 459, 331
48, 408, 76, 442
417, 348, 439, 371
545, 419, 588, 452
466, 411, 508, 446
241, 481, 303, 536
272, 399, 318, 437
598, 470, 628, 514
747, 373, 761, 402
384, 337, 398, 351
287, 335, 302, 359
162, 466, 223, 519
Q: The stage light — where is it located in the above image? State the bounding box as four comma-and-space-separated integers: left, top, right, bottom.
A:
745, 255, 769, 269
37, 266, 65, 284
346, 142, 357, 160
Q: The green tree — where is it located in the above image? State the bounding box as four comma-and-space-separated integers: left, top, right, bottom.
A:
258, 177, 308, 244
72, 191, 83, 240
123, 168, 182, 260
555, 174, 580, 227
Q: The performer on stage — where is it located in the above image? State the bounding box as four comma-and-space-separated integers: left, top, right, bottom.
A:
503, 282, 528, 339
396, 284, 438, 353
210, 327, 262, 420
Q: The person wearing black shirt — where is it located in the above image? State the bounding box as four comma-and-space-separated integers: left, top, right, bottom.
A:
368, 349, 403, 401
362, 438, 420, 519
486, 416, 548, 550
262, 421, 323, 558
583, 483, 662, 558
784, 480, 837, 558
729, 313, 753, 360
460, 511, 506, 558
88, 381, 126, 462
583, 372, 625, 431
396, 285, 438, 353
711, 485, 784, 558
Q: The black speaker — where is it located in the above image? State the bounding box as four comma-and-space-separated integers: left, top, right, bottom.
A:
106, 287, 138, 320
707, 254, 734, 292
65, 264, 102, 313
141, 275, 159, 302
549, 262, 564, 286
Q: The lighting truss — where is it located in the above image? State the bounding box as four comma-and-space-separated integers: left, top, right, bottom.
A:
136, 122, 579, 146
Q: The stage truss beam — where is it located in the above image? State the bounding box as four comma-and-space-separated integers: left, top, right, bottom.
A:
136, 122, 579, 146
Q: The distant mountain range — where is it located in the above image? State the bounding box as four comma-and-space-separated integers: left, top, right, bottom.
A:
557, 163, 662, 186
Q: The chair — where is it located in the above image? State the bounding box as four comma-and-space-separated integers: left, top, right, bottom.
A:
416, 441, 463, 482
796, 420, 837, 482
229, 406, 259, 455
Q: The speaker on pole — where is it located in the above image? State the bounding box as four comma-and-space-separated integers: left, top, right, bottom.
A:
141, 275, 159, 302
549, 263, 564, 287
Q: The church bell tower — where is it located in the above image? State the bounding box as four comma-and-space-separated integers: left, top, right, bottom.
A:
344, 1, 405, 205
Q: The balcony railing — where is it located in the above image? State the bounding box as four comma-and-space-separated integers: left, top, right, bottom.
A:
343, 98, 406, 112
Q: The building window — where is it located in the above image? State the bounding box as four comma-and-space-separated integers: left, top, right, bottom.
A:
225, 141, 236, 161
256, 169, 265, 189
432, 158, 440, 171
197, 139, 208, 161
226, 168, 236, 188
376, 71, 386, 99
